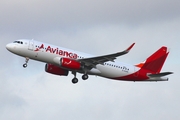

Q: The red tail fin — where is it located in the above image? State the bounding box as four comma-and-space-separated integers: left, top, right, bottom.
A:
136, 46, 169, 73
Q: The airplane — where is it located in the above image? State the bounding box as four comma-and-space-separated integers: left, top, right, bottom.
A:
6, 39, 173, 84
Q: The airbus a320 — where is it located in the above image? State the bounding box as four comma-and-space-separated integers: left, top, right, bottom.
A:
6, 39, 173, 84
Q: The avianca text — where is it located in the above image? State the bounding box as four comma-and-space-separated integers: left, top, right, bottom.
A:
46, 46, 78, 59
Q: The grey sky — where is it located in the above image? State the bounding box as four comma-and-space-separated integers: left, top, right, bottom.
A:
1, 0, 180, 120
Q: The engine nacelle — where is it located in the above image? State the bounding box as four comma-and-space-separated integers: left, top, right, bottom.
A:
60, 58, 82, 70
45, 63, 69, 76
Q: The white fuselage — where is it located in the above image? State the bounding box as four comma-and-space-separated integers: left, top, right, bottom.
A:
6, 39, 139, 80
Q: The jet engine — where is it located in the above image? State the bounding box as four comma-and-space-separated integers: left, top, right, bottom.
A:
60, 58, 82, 70
45, 63, 69, 76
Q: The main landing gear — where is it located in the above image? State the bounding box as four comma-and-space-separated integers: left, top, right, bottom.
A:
71, 72, 89, 84
82, 74, 88, 80
72, 78, 78, 84
72, 71, 78, 84
23, 57, 29, 68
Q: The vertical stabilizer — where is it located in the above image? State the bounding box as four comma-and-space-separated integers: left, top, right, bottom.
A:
136, 46, 169, 73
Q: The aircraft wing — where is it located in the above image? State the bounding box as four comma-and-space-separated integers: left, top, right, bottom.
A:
78, 43, 135, 68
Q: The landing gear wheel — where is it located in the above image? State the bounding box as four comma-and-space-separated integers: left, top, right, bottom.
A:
82, 74, 88, 80
23, 64, 27, 68
72, 78, 78, 84
23, 57, 29, 68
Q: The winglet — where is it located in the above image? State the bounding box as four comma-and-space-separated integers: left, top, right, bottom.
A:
126, 43, 135, 52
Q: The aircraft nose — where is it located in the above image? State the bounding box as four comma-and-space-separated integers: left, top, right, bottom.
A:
6, 43, 14, 51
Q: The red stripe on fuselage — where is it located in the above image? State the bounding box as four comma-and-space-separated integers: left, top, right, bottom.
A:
111, 68, 153, 81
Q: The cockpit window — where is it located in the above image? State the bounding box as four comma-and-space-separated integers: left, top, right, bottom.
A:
13, 41, 23, 44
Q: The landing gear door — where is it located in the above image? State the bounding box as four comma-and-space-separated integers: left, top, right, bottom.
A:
28, 40, 34, 50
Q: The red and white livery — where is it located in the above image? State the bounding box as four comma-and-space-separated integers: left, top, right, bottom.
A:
6, 39, 173, 84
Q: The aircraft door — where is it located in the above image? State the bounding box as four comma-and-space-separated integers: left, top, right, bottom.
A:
28, 40, 34, 50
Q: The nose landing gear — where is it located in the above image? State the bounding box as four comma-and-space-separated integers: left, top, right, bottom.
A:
23, 64, 27, 68
23, 57, 29, 68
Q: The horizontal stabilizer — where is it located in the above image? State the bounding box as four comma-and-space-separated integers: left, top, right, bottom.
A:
148, 72, 173, 78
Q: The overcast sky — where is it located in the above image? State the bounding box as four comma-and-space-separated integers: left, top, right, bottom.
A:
1, 0, 180, 120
